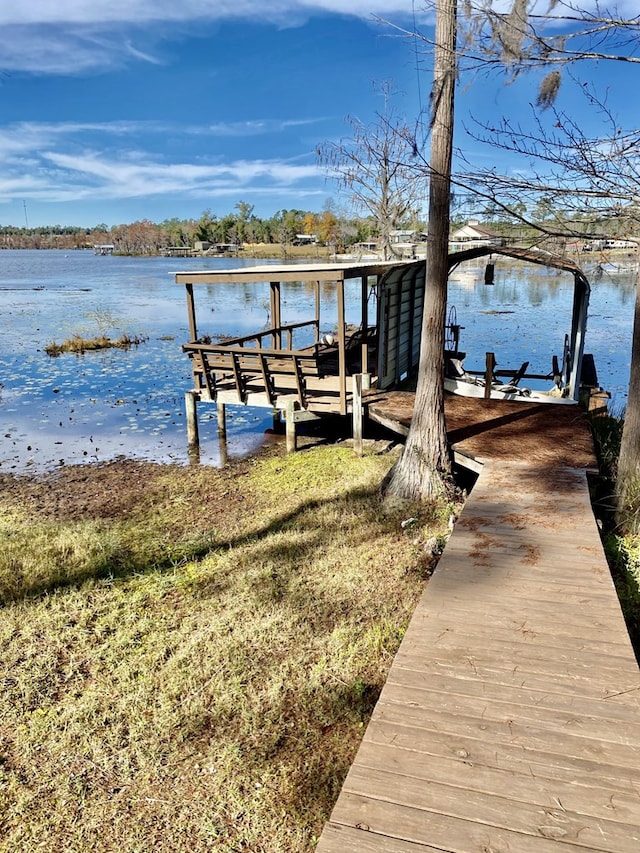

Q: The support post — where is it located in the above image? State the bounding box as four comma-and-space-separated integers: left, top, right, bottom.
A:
217, 430, 229, 467
484, 352, 495, 400
270, 281, 282, 349
337, 280, 347, 414
217, 402, 227, 436
285, 400, 297, 453
361, 274, 369, 375
185, 391, 200, 451
353, 373, 363, 456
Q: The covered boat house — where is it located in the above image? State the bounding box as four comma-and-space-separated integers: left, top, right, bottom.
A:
175, 247, 596, 454
176, 260, 425, 452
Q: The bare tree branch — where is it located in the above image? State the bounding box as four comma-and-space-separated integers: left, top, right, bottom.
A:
316, 84, 427, 260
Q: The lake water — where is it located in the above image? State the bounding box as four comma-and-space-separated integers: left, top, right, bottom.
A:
0, 249, 635, 474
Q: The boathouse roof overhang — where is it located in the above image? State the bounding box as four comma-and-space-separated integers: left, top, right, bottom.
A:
448, 244, 590, 295
448, 244, 591, 401
176, 260, 427, 418
174, 260, 409, 286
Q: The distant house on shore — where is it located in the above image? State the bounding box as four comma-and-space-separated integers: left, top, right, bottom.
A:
390, 229, 427, 244
93, 244, 115, 255
449, 220, 503, 252
161, 246, 194, 257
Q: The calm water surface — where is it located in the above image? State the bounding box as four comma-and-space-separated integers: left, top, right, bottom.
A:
448, 258, 636, 402
0, 249, 635, 474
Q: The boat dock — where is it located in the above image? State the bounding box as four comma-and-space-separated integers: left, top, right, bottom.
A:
317, 399, 640, 852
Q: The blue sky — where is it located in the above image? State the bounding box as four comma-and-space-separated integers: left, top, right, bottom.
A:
0, 1, 637, 228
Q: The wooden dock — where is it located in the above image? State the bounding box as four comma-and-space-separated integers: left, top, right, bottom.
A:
317, 398, 640, 852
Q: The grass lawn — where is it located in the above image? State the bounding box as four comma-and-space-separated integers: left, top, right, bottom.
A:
0, 443, 457, 852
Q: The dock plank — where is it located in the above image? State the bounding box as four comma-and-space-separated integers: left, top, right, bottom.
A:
316, 450, 640, 853
363, 717, 640, 792
335, 766, 640, 851
352, 739, 640, 824
328, 791, 621, 853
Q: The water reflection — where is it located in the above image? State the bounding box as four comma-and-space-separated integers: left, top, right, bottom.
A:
449, 259, 635, 404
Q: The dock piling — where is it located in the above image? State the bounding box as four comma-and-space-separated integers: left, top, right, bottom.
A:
216, 402, 227, 436
285, 401, 297, 453
353, 374, 364, 456
185, 390, 200, 451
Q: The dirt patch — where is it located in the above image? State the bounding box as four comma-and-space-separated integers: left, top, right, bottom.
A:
0, 449, 278, 526
520, 544, 541, 565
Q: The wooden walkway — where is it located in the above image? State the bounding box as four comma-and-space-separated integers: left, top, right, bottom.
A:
317, 400, 640, 852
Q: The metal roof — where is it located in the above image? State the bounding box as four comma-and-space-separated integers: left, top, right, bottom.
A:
448, 245, 590, 290
175, 247, 590, 291
174, 260, 407, 285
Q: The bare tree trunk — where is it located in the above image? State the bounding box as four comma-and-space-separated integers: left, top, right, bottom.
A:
385, 0, 457, 501
617, 266, 640, 529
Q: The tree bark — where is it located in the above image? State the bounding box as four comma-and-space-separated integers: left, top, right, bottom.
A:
617, 264, 640, 528
385, 0, 457, 501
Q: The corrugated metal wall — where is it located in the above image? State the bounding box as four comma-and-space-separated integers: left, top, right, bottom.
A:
377, 261, 425, 389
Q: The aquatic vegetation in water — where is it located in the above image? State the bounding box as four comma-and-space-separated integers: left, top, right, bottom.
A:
45, 334, 148, 357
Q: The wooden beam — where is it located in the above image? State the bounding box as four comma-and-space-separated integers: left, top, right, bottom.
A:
216, 402, 226, 436
315, 281, 321, 343
258, 354, 275, 406
270, 281, 282, 349
185, 282, 197, 340
361, 275, 369, 375
353, 373, 363, 456
337, 280, 347, 415
185, 390, 199, 450
484, 352, 495, 399
285, 400, 297, 453
174, 261, 401, 286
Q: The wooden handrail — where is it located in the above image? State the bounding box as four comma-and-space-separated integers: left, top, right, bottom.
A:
184, 342, 324, 408
183, 317, 350, 411
202, 319, 319, 350
183, 341, 318, 359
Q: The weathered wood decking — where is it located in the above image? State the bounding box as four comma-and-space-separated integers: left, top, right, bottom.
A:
317, 399, 640, 852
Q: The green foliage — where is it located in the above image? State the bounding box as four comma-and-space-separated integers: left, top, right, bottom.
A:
590, 410, 624, 482
590, 409, 640, 656
618, 475, 640, 536
603, 532, 640, 657
0, 198, 427, 253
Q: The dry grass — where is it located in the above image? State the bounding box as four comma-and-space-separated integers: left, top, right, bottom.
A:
44, 334, 147, 357
0, 445, 456, 852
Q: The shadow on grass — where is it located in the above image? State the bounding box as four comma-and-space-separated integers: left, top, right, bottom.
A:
0, 530, 217, 606
0, 480, 429, 608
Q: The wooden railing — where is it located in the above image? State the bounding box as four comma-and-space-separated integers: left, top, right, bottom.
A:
216, 320, 320, 352
183, 339, 330, 409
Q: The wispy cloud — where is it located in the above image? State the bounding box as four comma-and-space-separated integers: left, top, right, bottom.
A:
0, 0, 629, 28
0, 118, 324, 153
0, 1, 415, 27
1, 1, 633, 76
0, 120, 322, 205
0, 28, 155, 75
197, 118, 325, 137
42, 151, 320, 198
0, 1, 416, 75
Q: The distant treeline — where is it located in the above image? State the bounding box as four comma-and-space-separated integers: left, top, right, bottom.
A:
0, 204, 402, 254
